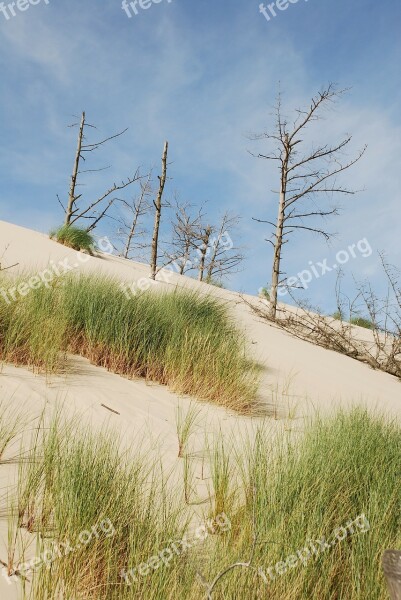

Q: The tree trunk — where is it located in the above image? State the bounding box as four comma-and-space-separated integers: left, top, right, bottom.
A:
124, 204, 141, 259
150, 141, 168, 280
198, 226, 212, 282
179, 239, 191, 275
65, 111, 85, 226
206, 227, 222, 282
269, 138, 289, 319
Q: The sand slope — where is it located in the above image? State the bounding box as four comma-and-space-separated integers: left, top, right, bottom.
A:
0, 219, 400, 597
0, 218, 400, 423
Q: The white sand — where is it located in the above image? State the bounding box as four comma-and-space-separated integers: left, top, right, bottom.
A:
0, 219, 400, 597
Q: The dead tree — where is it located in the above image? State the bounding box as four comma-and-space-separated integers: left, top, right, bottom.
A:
198, 225, 212, 282
252, 84, 366, 319
116, 172, 152, 260
168, 199, 205, 275
61, 111, 140, 231
205, 212, 244, 284
150, 141, 169, 280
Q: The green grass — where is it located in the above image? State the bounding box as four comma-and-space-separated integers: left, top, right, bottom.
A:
332, 311, 374, 330
0, 273, 258, 412
350, 316, 375, 330
218, 408, 401, 599
4, 407, 400, 599
13, 413, 189, 599
49, 225, 95, 253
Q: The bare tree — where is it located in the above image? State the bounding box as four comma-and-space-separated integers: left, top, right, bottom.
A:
205, 212, 244, 284
252, 84, 367, 319
150, 141, 169, 280
61, 111, 140, 231
168, 199, 205, 275
116, 172, 153, 260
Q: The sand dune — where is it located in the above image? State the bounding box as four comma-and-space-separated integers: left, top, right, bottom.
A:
0, 219, 400, 597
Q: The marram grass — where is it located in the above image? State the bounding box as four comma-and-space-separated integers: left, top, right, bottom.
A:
49, 224, 95, 253
0, 273, 259, 412
4, 407, 401, 599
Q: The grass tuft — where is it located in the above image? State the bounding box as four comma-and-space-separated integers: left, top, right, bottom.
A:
49, 225, 95, 253
350, 316, 375, 329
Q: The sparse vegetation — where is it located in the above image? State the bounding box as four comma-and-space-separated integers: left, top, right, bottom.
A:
2, 407, 399, 599
248, 260, 401, 380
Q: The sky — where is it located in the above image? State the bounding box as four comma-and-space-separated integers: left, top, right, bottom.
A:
0, 0, 400, 314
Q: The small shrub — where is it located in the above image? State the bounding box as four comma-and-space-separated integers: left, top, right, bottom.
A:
50, 225, 95, 254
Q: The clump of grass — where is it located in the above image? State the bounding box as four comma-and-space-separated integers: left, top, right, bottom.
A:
49, 224, 95, 254
0, 273, 259, 412
217, 408, 401, 599
0, 272, 67, 371
350, 315, 374, 329
12, 413, 190, 599
5, 408, 401, 599
333, 310, 374, 329
259, 286, 270, 301
208, 433, 235, 518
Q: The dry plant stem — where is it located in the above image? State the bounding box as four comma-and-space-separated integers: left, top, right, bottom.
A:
242, 262, 401, 379
199, 486, 260, 599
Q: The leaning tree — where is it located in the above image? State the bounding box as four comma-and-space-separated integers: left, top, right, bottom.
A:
252, 84, 366, 319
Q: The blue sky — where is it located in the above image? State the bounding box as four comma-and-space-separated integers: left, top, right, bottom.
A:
0, 0, 400, 312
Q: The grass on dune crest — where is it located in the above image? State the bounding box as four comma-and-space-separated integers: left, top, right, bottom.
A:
49, 225, 95, 253
0, 273, 259, 412
3, 407, 400, 599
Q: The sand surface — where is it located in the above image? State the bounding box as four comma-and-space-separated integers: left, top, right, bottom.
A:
0, 219, 400, 597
